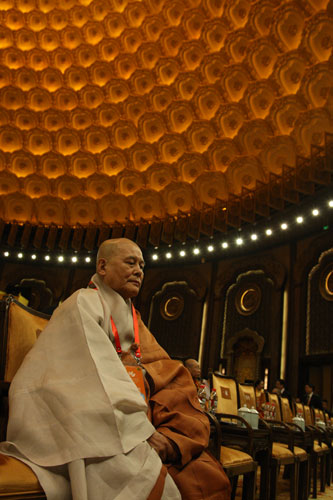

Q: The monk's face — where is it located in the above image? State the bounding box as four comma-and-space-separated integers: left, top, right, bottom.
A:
98, 241, 145, 299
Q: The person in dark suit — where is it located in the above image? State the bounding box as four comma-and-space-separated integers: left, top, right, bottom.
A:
275, 379, 292, 409
302, 383, 323, 410
322, 399, 332, 418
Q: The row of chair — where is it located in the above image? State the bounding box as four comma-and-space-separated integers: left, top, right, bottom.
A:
207, 372, 332, 500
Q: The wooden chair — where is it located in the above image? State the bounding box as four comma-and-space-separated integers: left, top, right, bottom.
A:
261, 392, 300, 500
321, 409, 333, 483
206, 405, 257, 500
212, 373, 299, 500
0, 295, 49, 499
306, 405, 331, 492
238, 382, 272, 500
278, 397, 310, 500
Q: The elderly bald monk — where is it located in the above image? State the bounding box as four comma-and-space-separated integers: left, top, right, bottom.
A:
1, 238, 230, 499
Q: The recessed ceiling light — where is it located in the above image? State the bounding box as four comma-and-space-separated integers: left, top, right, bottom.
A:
266, 229, 272, 236
251, 234, 258, 241
281, 223, 288, 230
236, 238, 243, 245
166, 252, 172, 259
222, 242, 228, 248
152, 254, 158, 261
312, 209, 319, 216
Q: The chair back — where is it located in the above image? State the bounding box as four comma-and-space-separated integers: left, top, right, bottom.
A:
295, 402, 304, 417
318, 410, 325, 422
280, 397, 293, 423
0, 296, 50, 382
238, 383, 256, 410
211, 373, 238, 415
267, 392, 282, 420
303, 405, 313, 425
323, 411, 330, 424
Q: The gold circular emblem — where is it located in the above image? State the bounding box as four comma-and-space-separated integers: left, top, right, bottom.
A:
160, 294, 184, 320
235, 284, 261, 316
319, 266, 333, 301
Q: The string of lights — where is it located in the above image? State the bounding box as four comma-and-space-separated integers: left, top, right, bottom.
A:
1, 199, 332, 267
150, 199, 333, 263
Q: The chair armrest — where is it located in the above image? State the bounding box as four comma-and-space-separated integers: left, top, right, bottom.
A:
258, 418, 271, 430
216, 412, 253, 431
287, 422, 305, 434
205, 411, 222, 460
264, 419, 294, 450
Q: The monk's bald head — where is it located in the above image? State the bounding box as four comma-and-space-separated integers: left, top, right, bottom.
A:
96, 238, 140, 269
184, 359, 201, 380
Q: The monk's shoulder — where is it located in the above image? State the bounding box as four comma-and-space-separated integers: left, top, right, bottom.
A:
51, 288, 103, 322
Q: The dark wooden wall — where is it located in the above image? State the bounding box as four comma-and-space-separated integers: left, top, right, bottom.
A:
1, 226, 332, 406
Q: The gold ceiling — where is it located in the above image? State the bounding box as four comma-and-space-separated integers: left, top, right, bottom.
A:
0, 0, 332, 229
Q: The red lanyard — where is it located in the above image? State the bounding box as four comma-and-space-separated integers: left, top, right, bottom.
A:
110, 304, 141, 361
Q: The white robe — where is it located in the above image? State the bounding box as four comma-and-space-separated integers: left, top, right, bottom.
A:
0, 276, 181, 500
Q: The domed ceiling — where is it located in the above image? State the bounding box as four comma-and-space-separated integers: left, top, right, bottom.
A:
0, 0, 332, 245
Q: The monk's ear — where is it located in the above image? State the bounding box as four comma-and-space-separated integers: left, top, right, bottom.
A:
97, 258, 107, 276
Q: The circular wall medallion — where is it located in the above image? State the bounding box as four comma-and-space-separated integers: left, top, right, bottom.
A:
160, 293, 184, 320
235, 283, 261, 316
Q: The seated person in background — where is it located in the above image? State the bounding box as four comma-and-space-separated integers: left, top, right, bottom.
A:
184, 358, 210, 400
254, 379, 265, 411
184, 358, 201, 387
302, 383, 323, 410
1, 238, 230, 500
275, 379, 292, 409
322, 399, 332, 418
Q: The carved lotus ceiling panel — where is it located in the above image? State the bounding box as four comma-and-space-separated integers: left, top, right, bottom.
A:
0, 0, 332, 227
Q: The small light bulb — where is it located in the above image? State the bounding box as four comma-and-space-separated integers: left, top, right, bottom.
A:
281, 223, 288, 230
312, 209, 319, 216
85, 257, 91, 263
18, 253, 23, 259
296, 216, 303, 224
236, 237, 243, 246
179, 250, 186, 257
166, 252, 172, 259
4, 251, 9, 257
31, 254, 36, 260
251, 234, 257, 241
328, 200, 333, 208
266, 229, 272, 236
222, 242, 228, 249
58, 256, 64, 262
152, 254, 158, 261
72, 256, 78, 263
193, 248, 200, 255
207, 245, 214, 252
45, 255, 50, 261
